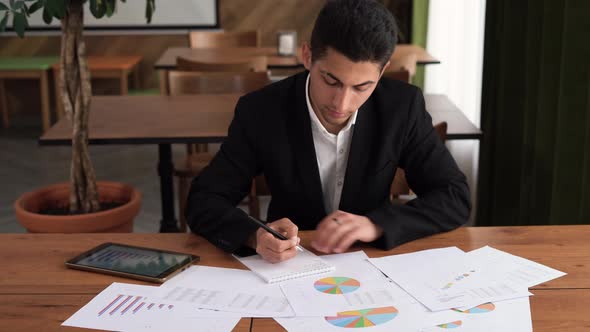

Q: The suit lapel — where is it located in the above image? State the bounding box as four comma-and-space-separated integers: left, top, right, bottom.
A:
287, 73, 327, 218
339, 99, 375, 213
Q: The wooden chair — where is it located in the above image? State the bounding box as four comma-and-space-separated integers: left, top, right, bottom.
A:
169, 71, 271, 95
176, 55, 267, 73
188, 30, 260, 48
169, 71, 271, 231
383, 53, 417, 83
382, 69, 410, 83
390, 121, 448, 202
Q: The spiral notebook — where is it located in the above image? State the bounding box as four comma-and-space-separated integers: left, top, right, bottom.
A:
234, 247, 335, 283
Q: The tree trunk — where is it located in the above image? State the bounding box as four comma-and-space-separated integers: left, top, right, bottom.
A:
59, 0, 99, 213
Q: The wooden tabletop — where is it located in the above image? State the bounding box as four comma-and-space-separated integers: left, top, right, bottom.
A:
1, 225, 588, 331
39, 93, 479, 146
51, 55, 143, 71
0, 56, 59, 71
426, 94, 482, 139
40, 94, 239, 145
0, 233, 250, 331
154, 45, 440, 70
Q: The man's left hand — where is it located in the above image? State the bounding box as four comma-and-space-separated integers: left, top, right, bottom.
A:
311, 211, 383, 253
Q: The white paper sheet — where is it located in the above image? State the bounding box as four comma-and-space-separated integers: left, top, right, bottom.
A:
420, 297, 533, 332
280, 251, 407, 316
466, 246, 566, 288
275, 290, 462, 332
157, 265, 295, 317
369, 247, 532, 311
62, 282, 241, 332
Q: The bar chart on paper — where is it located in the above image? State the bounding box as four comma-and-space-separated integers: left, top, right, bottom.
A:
99, 294, 175, 316
62, 283, 243, 332
62, 283, 179, 331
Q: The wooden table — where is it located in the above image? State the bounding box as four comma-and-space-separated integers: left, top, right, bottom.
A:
0, 56, 59, 131
427, 94, 482, 139
52, 55, 142, 119
154, 45, 439, 94
39, 93, 480, 232
1, 225, 589, 331
40, 94, 237, 233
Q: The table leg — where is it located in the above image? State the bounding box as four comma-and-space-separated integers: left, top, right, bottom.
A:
158, 143, 180, 232
0, 79, 8, 128
120, 71, 129, 95
158, 69, 169, 95
133, 68, 140, 90
40, 71, 51, 132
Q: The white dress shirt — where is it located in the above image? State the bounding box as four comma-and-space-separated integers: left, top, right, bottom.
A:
305, 74, 357, 214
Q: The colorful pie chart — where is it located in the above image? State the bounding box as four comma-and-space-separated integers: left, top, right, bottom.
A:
325, 306, 398, 328
314, 277, 360, 294
437, 320, 463, 328
453, 302, 495, 314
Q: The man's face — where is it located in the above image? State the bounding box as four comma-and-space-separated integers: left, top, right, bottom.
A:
303, 45, 389, 134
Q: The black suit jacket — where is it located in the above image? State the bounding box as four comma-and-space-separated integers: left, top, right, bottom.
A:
186, 71, 471, 252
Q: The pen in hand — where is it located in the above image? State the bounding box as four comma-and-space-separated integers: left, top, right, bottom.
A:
247, 215, 304, 252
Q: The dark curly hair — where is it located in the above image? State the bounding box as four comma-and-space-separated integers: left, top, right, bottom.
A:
310, 0, 398, 69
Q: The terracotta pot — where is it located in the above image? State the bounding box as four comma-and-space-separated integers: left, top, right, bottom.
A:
14, 181, 141, 233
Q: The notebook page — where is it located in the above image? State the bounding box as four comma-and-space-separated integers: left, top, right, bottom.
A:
234, 247, 335, 283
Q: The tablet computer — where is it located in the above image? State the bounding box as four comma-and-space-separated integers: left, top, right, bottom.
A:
66, 242, 199, 283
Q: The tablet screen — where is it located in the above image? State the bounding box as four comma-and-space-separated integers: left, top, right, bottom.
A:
67, 243, 197, 280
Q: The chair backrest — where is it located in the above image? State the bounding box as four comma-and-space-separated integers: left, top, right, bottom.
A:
390, 121, 449, 198
176, 55, 268, 73
382, 69, 411, 83
168, 71, 271, 96
188, 30, 260, 48
383, 53, 417, 84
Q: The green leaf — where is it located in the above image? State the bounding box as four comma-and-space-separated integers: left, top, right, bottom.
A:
42, 5, 52, 24
0, 12, 8, 32
46, 0, 64, 18
27, 0, 43, 14
145, 0, 154, 23
13, 1, 24, 10
22, 2, 29, 16
89, 0, 106, 18
105, 0, 115, 17
20, 7, 28, 25
0, 3, 9, 11
13, 11, 26, 37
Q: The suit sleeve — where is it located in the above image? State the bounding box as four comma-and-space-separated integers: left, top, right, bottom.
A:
366, 89, 471, 250
185, 97, 261, 253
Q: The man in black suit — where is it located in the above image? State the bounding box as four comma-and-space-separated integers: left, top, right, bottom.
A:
186, 0, 470, 263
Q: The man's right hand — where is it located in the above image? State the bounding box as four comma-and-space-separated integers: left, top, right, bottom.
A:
249, 218, 300, 263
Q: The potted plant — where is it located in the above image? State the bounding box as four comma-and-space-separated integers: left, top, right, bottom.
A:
3, 0, 155, 232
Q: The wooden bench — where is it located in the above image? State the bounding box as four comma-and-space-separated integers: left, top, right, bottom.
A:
0, 56, 59, 131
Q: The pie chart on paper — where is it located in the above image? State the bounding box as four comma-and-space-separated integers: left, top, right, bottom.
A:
314, 277, 360, 294
324, 306, 398, 328
452, 302, 495, 314
436, 320, 463, 328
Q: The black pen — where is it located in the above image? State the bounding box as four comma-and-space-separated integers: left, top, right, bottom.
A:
247, 215, 303, 252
